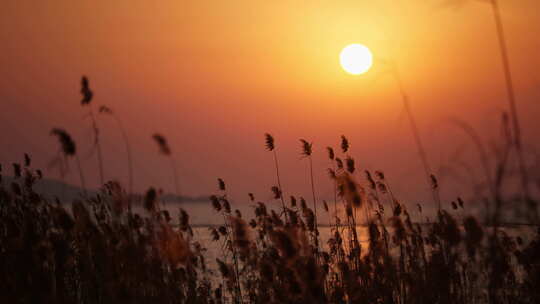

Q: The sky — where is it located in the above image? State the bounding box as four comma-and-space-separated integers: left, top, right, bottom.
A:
1, 0, 540, 214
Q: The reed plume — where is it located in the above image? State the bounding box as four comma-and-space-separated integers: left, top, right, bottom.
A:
50, 128, 86, 194
299, 139, 318, 235
152, 133, 181, 198
340, 135, 349, 153
80, 76, 105, 186
264, 133, 287, 220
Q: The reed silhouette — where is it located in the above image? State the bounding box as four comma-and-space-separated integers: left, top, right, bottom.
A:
152, 133, 181, 198
98, 105, 134, 200
80, 76, 105, 187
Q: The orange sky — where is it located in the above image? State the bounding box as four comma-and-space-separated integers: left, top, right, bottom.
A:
1, 0, 540, 207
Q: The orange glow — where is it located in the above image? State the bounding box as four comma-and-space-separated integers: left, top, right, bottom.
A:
1, 0, 540, 204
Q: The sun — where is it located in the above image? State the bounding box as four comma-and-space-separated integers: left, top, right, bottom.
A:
340, 44, 373, 75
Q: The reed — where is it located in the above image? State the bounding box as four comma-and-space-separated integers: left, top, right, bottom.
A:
80, 76, 105, 186
487, 0, 536, 223
99, 105, 134, 200
152, 133, 181, 198
264, 133, 288, 220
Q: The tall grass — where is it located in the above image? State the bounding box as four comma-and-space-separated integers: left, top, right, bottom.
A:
2, 139, 539, 302
80, 76, 105, 186
487, 0, 537, 223
264, 133, 288, 220
152, 133, 181, 198
99, 105, 134, 200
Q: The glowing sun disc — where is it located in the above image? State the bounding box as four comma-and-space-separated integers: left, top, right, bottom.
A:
340, 44, 373, 75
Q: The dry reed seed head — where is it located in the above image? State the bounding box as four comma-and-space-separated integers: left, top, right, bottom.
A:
393, 203, 402, 217
457, 197, 464, 208
438, 211, 461, 246
220, 198, 231, 213
376, 181, 387, 194
290, 196, 297, 207
80, 76, 93, 105
346, 156, 355, 174
464, 216, 484, 244
451, 201, 458, 210
248, 192, 254, 201
335, 158, 343, 170
417, 203, 422, 213
179, 208, 189, 231
327, 168, 336, 180
326, 147, 335, 160
152, 133, 171, 155
345, 203, 353, 217
209, 227, 220, 241
230, 216, 251, 255
217, 178, 226, 191
249, 219, 257, 228
105, 180, 127, 215
210, 195, 222, 212
323, 201, 329, 212
158, 224, 192, 267
162, 210, 171, 222
299, 139, 312, 156
24, 153, 31, 167
271, 210, 284, 227
304, 208, 315, 232
271, 186, 282, 199
375, 171, 385, 180
337, 173, 363, 208
255, 202, 268, 217
340, 135, 349, 153
300, 197, 307, 211
12, 163, 21, 178
365, 170, 376, 189
264, 133, 275, 151
270, 229, 297, 259
368, 221, 380, 242
235, 209, 242, 218
390, 217, 406, 244
288, 209, 299, 225
50, 128, 76, 156
98, 105, 113, 114
144, 187, 157, 212
218, 225, 227, 236
430, 174, 438, 189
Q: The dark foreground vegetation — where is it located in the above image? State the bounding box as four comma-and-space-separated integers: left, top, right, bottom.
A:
1, 144, 539, 303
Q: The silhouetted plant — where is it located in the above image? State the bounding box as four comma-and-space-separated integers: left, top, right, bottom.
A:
80, 76, 105, 186
152, 133, 181, 198
99, 105, 134, 201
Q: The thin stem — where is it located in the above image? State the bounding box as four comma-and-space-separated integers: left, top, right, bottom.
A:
393, 68, 439, 210
273, 150, 288, 221
449, 118, 496, 202
74, 155, 87, 196
309, 156, 318, 234
114, 115, 134, 200
490, 0, 535, 222
332, 163, 338, 227
89, 105, 105, 186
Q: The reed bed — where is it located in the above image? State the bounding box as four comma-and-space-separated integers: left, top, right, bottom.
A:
1, 131, 539, 303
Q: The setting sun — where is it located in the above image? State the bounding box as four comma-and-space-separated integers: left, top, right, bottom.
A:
340, 44, 373, 75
